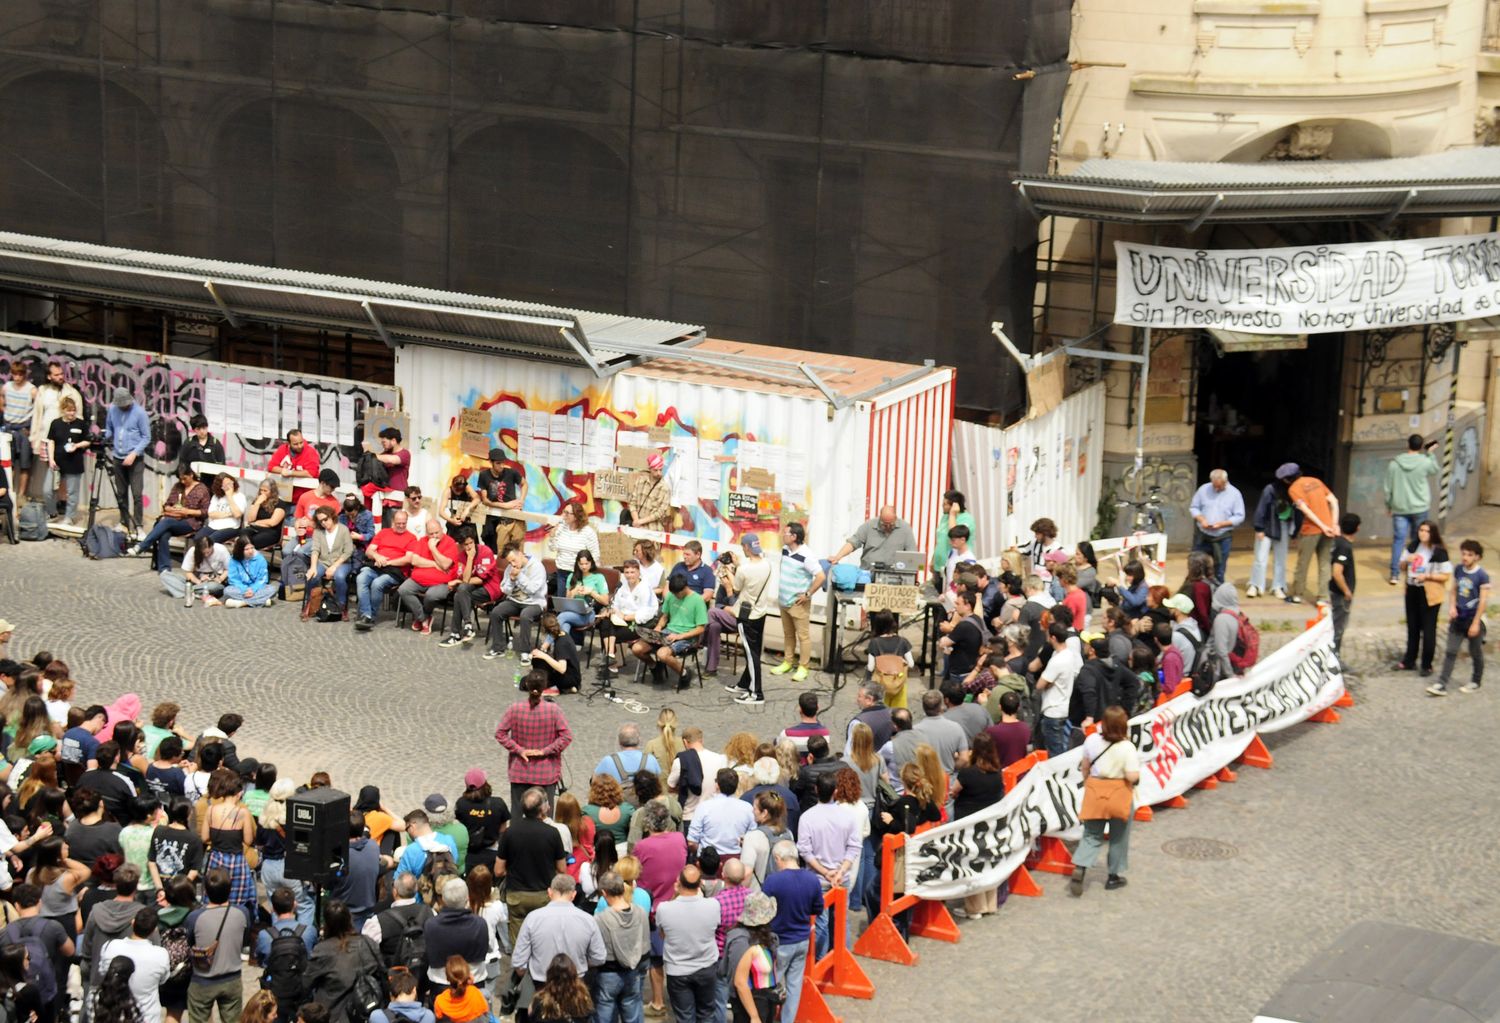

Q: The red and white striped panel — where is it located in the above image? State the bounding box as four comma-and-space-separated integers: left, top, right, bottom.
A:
865, 375, 955, 572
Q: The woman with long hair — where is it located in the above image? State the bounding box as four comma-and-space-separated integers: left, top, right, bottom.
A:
0, 668, 42, 730
241, 478, 287, 551
1070, 706, 1141, 896
26, 836, 88, 939
465, 864, 508, 963
557, 549, 609, 638
723, 733, 759, 791
305, 505, 355, 620
553, 793, 595, 879
172, 534, 228, 606
441, 474, 482, 541
583, 775, 633, 849
529, 954, 592, 1023
871, 763, 941, 936
0, 942, 44, 1023
8, 697, 56, 764
643, 707, 681, 787
198, 767, 257, 924
530, 613, 581, 695
1074, 541, 1100, 604
201, 473, 247, 545
830, 768, 868, 939
546, 501, 600, 597
913, 744, 948, 813
951, 732, 1006, 917
306, 899, 384, 1023
1177, 551, 1214, 635
17, 753, 59, 814
1398, 519, 1452, 677
89, 957, 142, 1023
727, 894, 781, 1023
240, 990, 278, 1023
110, 722, 150, 781
433, 956, 489, 1023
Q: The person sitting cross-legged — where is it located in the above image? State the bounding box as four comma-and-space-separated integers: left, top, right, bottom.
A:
630, 574, 707, 691
220, 536, 278, 609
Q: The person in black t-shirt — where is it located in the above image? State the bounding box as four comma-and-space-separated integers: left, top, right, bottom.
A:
148, 799, 205, 888
476, 448, 527, 554
494, 789, 567, 947
531, 613, 581, 694
454, 769, 509, 876
176, 414, 225, 476
1330, 512, 1360, 658
75, 743, 136, 825
44, 397, 90, 524
63, 790, 122, 869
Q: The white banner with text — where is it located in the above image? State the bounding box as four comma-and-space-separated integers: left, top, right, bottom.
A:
1114, 233, 1500, 334
904, 619, 1345, 900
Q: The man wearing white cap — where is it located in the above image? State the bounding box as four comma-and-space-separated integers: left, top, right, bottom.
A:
624, 452, 673, 532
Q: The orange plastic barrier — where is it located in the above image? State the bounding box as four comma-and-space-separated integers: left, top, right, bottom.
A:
1237, 734, 1273, 769
852, 823, 960, 966
806, 887, 874, 1001
1335, 689, 1355, 708
1156, 678, 1193, 706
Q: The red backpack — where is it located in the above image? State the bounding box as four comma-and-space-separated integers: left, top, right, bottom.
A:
1225, 610, 1260, 671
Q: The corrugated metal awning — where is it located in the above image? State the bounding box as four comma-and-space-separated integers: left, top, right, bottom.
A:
1014, 150, 1500, 225
0, 232, 704, 371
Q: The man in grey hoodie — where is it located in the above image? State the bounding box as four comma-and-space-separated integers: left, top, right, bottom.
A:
593, 870, 650, 1023
1384, 434, 1439, 584
1211, 582, 1245, 679
80, 863, 144, 1023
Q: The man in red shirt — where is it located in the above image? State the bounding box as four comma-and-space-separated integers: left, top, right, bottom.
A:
354, 509, 421, 630
398, 519, 459, 635
295, 469, 342, 523
267, 430, 320, 498
440, 528, 502, 647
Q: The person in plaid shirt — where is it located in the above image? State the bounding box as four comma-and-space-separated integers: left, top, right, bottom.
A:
713, 859, 753, 1018
494, 672, 573, 810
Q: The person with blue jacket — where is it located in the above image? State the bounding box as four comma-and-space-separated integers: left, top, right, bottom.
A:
222, 536, 278, 608
1247, 475, 1301, 599
103, 387, 151, 535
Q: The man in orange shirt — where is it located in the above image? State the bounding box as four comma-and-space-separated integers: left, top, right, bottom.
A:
295, 469, 342, 522
1277, 462, 1340, 605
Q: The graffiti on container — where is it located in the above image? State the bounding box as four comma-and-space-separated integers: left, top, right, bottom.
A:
1453, 425, 1479, 491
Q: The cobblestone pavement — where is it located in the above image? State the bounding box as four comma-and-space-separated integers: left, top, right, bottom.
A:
1, 535, 1497, 1022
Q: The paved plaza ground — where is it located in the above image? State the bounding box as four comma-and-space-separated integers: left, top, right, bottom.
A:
1, 515, 1497, 1021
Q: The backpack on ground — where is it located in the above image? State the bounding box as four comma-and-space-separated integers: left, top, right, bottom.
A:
281, 550, 310, 592
16, 505, 48, 542
4, 919, 57, 1003
263, 923, 310, 1012
1179, 629, 1224, 697
315, 589, 343, 623
871, 654, 909, 704
355, 451, 389, 489
609, 753, 642, 805
83, 524, 125, 559
1224, 610, 1260, 671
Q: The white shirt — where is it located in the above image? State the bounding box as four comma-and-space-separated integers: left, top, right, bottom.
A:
100, 938, 171, 1023
639, 561, 664, 592
1039, 645, 1082, 719
613, 579, 659, 621
667, 748, 729, 819
205, 493, 246, 530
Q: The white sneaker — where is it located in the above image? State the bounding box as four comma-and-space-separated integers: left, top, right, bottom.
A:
1271, 587, 1287, 599
734, 693, 765, 705
1245, 585, 1260, 599
1426, 682, 1448, 696
1460, 683, 1482, 694
223, 598, 247, 609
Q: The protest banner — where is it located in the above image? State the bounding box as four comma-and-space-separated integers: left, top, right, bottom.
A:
904, 618, 1345, 900
1114, 232, 1500, 335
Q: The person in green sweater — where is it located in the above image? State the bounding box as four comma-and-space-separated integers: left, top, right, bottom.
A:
423, 792, 469, 873
932, 490, 976, 575
1384, 434, 1440, 585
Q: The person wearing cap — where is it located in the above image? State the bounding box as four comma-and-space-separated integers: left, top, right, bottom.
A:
126, 465, 209, 571
295, 468, 342, 523
1189, 469, 1246, 586
1248, 471, 1300, 600
624, 451, 674, 532
772, 523, 823, 683
423, 792, 471, 874
455, 769, 510, 878
267, 428, 321, 498
724, 890, 780, 1023
0, 620, 15, 659
104, 386, 152, 534
476, 447, 527, 554
1163, 592, 1203, 671
393, 806, 459, 886
725, 534, 774, 705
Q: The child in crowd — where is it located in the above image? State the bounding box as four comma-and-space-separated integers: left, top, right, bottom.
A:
1429, 539, 1490, 696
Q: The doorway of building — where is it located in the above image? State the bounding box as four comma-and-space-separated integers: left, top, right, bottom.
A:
1193, 334, 1346, 498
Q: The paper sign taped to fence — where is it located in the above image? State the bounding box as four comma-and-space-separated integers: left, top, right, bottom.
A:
864, 583, 921, 613
459, 407, 489, 435
1114, 233, 1500, 335
594, 470, 631, 500
616, 446, 653, 470
903, 618, 1345, 900
598, 530, 634, 567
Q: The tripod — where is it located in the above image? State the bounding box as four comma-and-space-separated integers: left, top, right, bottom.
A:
83, 448, 138, 538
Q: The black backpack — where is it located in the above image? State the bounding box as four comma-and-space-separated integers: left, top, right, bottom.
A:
355, 451, 388, 489
262, 924, 310, 1012
1179, 630, 1225, 697
377, 904, 432, 972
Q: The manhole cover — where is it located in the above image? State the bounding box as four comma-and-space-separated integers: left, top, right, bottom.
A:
1162, 837, 1239, 861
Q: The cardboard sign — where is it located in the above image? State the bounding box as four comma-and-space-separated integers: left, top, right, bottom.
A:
864, 583, 922, 614
459, 407, 490, 435
616, 446, 653, 470
648, 426, 671, 444
742, 467, 775, 491
361, 407, 409, 452
460, 431, 490, 458
595, 469, 631, 500
729, 491, 759, 518
598, 530, 634, 568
